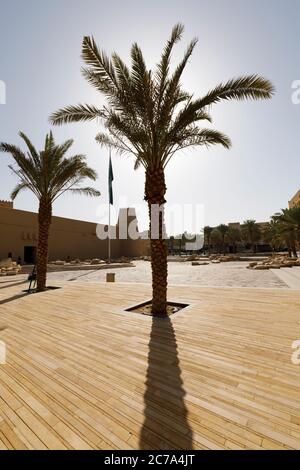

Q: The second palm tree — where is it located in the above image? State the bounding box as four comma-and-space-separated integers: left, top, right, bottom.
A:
0, 132, 100, 292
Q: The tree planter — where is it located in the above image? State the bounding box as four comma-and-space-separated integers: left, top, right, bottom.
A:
125, 300, 189, 317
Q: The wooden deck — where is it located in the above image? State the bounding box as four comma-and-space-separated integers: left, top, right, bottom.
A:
0, 279, 300, 449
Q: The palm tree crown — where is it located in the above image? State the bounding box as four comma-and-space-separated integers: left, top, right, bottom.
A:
0, 131, 100, 203
50, 23, 274, 171
242, 219, 261, 240
271, 208, 300, 257
279, 207, 300, 233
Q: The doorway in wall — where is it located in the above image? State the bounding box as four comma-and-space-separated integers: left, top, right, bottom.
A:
24, 246, 37, 264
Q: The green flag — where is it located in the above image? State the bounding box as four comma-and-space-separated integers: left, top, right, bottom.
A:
108, 153, 114, 205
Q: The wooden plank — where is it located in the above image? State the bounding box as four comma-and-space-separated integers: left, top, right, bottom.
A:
0, 281, 300, 449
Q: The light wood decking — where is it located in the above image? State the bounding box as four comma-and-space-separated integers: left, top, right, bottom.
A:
0, 279, 300, 449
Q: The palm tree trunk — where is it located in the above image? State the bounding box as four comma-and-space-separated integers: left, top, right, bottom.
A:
37, 199, 52, 292
251, 236, 256, 254
292, 243, 298, 258
145, 167, 168, 316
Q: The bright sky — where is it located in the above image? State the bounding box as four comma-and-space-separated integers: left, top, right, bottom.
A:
0, 0, 299, 234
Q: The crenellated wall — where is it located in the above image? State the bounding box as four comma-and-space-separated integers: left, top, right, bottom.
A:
289, 189, 300, 209
0, 205, 149, 263
0, 200, 13, 209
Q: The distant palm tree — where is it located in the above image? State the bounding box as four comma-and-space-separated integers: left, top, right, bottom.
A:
204, 226, 213, 255
217, 224, 229, 254
263, 220, 281, 252
226, 227, 241, 253
0, 132, 100, 291
280, 207, 300, 234
50, 24, 274, 315
211, 228, 222, 254
242, 219, 261, 253
169, 235, 175, 255
273, 208, 300, 258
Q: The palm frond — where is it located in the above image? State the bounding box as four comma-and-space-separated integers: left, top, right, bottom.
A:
0, 142, 39, 184
50, 104, 104, 125
10, 181, 31, 200
81, 68, 113, 97
18, 132, 40, 167
195, 75, 275, 109
56, 139, 74, 156
7, 164, 40, 199
82, 36, 117, 90
68, 187, 101, 197
134, 155, 145, 170
179, 129, 231, 150
95, 132, 131, 154
157, 38, 197, 131
112, 53, 132, 92
155, 23, 184, 103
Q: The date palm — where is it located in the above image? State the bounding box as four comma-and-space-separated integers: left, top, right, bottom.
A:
211, 228, 222, 254
217, 224, 229, 254
50, 24, 274, 315
226, 227, 241, 254
280, 208, 300, 235
273, 208, 300, 257
0, 132, 100, 292
204, 226, 213, 255
242, 219, 261, 253
263, 221, 281, 252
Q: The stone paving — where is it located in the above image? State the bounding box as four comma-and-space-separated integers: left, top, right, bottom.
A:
271, 266, 300, 289
0, 260, 289, 290
42, 260, 287, 289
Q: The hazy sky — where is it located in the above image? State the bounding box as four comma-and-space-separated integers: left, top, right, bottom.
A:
0, 0, 299, 234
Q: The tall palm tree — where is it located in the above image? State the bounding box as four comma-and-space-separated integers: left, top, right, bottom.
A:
0, 132, 100, 292
242, 219, 261, 253
203, 226, 213, 255
50, 24, 274, 315
217, 224, 229, 254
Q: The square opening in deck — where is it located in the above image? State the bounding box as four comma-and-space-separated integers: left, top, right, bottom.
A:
125, 300, 189, 317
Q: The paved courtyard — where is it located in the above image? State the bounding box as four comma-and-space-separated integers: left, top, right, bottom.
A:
42, 260, 288, 289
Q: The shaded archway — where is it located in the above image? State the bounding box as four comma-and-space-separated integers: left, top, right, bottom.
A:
139, 315, 193, 449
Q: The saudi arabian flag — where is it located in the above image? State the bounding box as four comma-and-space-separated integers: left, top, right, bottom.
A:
108, 153, 114, 205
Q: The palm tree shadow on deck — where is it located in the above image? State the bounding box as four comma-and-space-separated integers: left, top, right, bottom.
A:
139, 315, 193, 450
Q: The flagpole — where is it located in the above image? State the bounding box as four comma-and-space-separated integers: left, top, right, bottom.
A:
108, 148, 111, 264
108, 202, 111, 264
